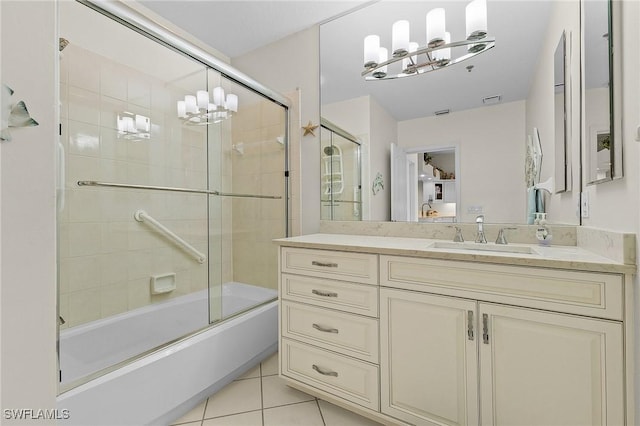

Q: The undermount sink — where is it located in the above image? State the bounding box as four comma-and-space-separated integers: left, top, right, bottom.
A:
428, 241, 540, 255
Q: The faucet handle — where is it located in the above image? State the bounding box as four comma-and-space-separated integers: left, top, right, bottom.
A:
448, 225, 464, 242
495, 227, 517, 245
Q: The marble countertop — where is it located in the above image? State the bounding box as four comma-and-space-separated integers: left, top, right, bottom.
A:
274, 233, 636, 274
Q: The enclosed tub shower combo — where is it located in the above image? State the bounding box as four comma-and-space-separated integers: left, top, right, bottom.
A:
56, 1, 290, 424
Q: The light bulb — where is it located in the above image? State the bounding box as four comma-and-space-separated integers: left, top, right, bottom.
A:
426, 8, 446, 48
466, 0, 487, 40
364, 35, 380, 68
392, 20, 410, 57
213, 87, 225, 107
196, 90, 209, 110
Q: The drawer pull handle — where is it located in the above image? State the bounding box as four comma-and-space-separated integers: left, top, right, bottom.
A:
467, 310, 474, 341
312, 289, 338, 298
312, 323, 339, 334
312, 261, 338, 268
312, 364, 338, 377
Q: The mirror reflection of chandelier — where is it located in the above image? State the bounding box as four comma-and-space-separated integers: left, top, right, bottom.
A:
362, 0, 495, 80
177, 87, 238, 125
117, 112, 150, 140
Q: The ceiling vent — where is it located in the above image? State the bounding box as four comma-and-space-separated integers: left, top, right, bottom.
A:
482, 95, 502, 105
434, 109, 450, 116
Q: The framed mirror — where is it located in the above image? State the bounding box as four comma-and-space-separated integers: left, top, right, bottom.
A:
320, 0, 581, 225
554, 31, 569, 193
584, 0, 623, 184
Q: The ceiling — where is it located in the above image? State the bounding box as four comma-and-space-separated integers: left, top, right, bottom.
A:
138, 0, 371, 58
139, 0, 554, 121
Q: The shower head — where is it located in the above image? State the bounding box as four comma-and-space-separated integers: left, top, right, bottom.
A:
59, 38, 69, 52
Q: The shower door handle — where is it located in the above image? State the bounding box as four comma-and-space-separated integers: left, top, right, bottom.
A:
312, 323, 339, 334
312, 364, 338, 377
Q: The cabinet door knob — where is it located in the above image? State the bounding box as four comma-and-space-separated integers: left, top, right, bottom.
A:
312, 364, 338, 377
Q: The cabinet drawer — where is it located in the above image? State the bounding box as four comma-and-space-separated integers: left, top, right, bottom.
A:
282, 301, 379, 363
380, 255, 623, 320
281, 338, 379, 411
281, 273, 378, 317
281, 247, 378, 285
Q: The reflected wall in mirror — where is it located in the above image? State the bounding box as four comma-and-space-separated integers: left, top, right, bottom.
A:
320, 0, 581, 225
554, 31, 569, 193
584, 0, 622, 184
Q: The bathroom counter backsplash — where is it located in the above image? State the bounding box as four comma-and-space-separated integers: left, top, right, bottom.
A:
274, 232, 636, 274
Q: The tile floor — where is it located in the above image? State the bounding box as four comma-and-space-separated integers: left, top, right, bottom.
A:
170, 352, 382, 426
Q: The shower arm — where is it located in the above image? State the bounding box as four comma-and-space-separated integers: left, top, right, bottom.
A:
77, 180, 282, 200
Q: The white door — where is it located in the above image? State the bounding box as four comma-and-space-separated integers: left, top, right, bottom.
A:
380, 288, 480, 426
406, 154, 418, 222
479, 303, 624, 426
391, 143, 414, 221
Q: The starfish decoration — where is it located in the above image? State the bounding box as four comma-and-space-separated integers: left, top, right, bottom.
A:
302, 120, 319, 137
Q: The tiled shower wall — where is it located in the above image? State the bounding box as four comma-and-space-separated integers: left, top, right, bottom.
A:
230, 100, 287, 290
58, 43, 216, 329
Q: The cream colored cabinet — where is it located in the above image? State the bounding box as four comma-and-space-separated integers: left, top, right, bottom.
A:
479, 303, 624, 426
379, 254, 626, 426
380, 288, 479, 426
381, 287, 625, 426
279, 247, 383, 413
279, 247, 630, 426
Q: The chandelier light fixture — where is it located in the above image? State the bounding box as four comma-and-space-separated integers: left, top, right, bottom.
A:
177, 87, 238, 125
362, 0, 494, 80
117, 112, 150, 140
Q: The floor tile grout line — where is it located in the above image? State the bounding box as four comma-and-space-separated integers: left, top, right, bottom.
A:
260, 361, 265, 426
200, 397, 209, 425
202, 408, 263, 422
263, 399, 318, 411
316, 399, 327, 426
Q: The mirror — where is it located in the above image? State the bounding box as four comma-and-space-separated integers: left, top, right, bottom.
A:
584, 0, 622, 184
554, 31, 569, 193
320, 0, 582, 225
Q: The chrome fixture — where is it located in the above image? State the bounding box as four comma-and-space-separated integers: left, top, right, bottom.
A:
362, 0, 494, 80
177, 87, 238, 126
475, 214, 487, 243
421, 202, 432, 217
495, 227, 517, 245
58, 315, 66, 325
449, 225, 464, 242
117, 112, 150, 141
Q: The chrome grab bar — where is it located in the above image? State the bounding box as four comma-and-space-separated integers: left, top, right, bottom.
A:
134, 210, 207, 264
77, 180, 282, 200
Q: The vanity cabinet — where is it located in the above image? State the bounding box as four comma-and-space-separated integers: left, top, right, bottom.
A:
278, 245, 631, 426
381, 289, 624, 426
279, 247, 381, 411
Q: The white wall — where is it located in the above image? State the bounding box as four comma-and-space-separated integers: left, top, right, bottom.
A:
232, 27, 319, 235
1, 0, 58, 420
398, 101, 526, 223
525, 0, 581, 226
369, 97, 395, 221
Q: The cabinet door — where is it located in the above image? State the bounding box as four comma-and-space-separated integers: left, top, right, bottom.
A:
380, 288, 479, 426
443, 181, 456, 203
479, 303, 624, 426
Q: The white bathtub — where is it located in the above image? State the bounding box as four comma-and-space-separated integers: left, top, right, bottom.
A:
57, 282, 278, 425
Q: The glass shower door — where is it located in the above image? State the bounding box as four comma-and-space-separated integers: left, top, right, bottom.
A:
320, 124, 362, 221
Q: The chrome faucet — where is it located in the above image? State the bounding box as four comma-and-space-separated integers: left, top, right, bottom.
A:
475, 215, 487, 243
495, 227, 517, 245
448, 225, 464, 242
421, 202, 431, 217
